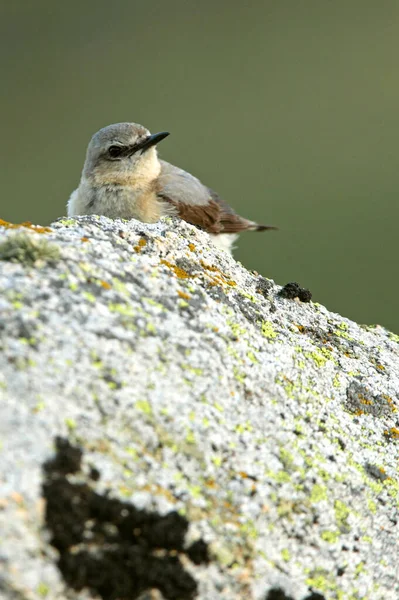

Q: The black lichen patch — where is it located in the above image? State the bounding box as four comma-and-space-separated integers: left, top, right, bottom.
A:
0, 233, 60, 265
43, 437, 207, 600
295, 324, 327, 342
206, 284, 231, 306
207, 283, 262, 326
186, 539, 209, 565
295, 321, 363, 359
295, 323, 348, 356
364, 462, 389, 482
345, 381, 396, 417
265, 589, 325, 600
278, 282, 312, 303
255, 276, 273, 298
265, 588, 293, 600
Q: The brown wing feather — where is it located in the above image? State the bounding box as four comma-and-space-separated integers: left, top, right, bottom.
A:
162, 195, 223, 233
208, 189, 258, 233
159, 187, 276, 234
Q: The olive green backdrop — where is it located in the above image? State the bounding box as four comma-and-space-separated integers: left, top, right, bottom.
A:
1, 1, 399, 332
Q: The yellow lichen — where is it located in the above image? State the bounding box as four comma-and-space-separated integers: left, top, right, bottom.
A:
0, 218, 52, 234
384, 427, 399, 439
358, 394, 373, 406
134, 237, 147, 253
200, 260, 236, 287
177, 290, 191, 300
160, 259, 192, 279
382, 394, 397, 412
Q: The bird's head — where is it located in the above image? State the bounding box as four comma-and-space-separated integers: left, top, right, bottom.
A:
82, 122, 169, 186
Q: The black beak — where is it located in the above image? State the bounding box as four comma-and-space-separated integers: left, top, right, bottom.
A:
134, 131, 170, 154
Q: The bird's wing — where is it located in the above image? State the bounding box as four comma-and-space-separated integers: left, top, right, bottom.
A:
157, 160, 274, 234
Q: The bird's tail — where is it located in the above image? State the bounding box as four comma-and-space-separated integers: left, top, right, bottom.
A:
250, 222, 278, 232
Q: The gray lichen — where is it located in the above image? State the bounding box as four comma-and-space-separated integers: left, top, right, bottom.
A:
0, 215, 399, 600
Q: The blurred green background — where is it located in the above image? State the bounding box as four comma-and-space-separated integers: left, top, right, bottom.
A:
1, 1, 399, 332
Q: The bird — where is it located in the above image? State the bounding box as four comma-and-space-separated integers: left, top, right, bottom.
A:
67, 122, 276, 253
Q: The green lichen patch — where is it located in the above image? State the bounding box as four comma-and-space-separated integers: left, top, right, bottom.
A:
281, 548, 291, 561
261, 321, 277, 339
0, 233, 60, 265
82, 291, 96, 304
56, 218, 76, 226
135, 400, 152, 415
334, 499, 351, 532
304, 348, 331, 368
279, 447, 295, 470
108, 302, 135, 317
36, 582, 50, 597
310, 484, 328, 503
227, 318, 247, 339
304, 567, 339, 595
321, 529, 340, 543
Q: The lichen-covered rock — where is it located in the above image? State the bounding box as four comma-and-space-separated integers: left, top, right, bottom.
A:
0, 215, 398, 600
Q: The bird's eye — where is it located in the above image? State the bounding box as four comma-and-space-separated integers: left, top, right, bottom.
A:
108, 145, 123, 158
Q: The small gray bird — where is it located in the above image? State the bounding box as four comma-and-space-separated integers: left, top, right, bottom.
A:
68, 122, 276, 253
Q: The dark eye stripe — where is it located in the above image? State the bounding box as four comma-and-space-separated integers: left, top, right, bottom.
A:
105, 140, 146, 160
108, 145, 124, 158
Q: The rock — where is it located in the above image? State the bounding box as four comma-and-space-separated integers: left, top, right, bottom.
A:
0, 215, 398, 600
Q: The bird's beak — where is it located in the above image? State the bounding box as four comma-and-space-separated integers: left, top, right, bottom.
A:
134, 131, 170, 154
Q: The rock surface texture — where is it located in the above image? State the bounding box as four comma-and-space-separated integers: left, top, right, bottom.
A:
0, 215, 399, 600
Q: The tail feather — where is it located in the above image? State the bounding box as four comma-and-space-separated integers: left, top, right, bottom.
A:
251, 222, 278, 232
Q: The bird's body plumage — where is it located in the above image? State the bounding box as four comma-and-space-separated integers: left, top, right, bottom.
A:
67, 123, 276, 253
